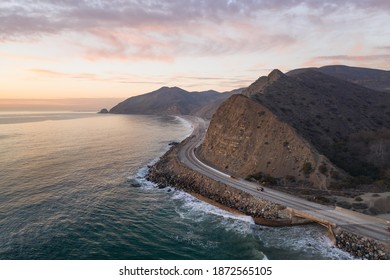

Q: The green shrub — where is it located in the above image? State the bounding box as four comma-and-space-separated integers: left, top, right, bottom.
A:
336, 201, 351, 209
315, 196, 331, 204
301, 162, 313, 176
246, 172, 278, 186
352, 203, 368, 210
284, 175, 296, 182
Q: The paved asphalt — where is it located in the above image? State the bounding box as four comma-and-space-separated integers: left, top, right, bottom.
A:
178, 117, 390, 244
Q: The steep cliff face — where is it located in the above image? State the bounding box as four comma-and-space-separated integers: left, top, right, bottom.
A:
245, 70, 390, 179
198, 94, 339, 189
199, 68, 390, 189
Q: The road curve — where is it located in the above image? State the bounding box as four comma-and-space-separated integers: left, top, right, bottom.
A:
178, 116, 390, 244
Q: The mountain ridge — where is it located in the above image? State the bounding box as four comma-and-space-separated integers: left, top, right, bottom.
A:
287, 65, 390, 93
199, 68, 390, 190
109, 86, 239, 118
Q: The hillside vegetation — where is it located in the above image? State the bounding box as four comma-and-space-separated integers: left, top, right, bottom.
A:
200, 68, 390, 191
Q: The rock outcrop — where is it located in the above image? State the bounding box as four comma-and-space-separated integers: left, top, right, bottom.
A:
334, 228, 390, 260
98, 108, 109, 114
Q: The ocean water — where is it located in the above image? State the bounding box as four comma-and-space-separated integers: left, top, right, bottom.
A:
0, 112, 352, 260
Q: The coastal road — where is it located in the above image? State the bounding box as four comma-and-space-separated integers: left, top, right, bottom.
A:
178, 117, 390, 244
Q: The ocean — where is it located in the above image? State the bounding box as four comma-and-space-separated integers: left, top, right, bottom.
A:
0, 111, 352, 259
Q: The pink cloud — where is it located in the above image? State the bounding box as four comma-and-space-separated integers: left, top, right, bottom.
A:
30, 69, 67, 77
81, 28, 176, 62
30, 68, 98, 81
1, 0, 389, 42
303, 54, 390, 69
29, 68, 167, 85
1, 0, 389, 65
70, 18, 295, 62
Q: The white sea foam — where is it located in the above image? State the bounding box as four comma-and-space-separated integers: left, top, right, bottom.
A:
135, 159, 353, 260
133, 131, 352, 260
174, 116, 194, 138
170, 188, 354, 259
171, 190, 254, 225
258, 225, 354, 260
132, 148, 171, 190
168, 182, 353, 259
129, 162, 156, 190
131, 115, 194, 191
132, 118, 192, 191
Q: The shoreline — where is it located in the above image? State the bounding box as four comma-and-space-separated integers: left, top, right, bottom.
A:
147, 118, 318, 228
147, 115, 390, 259
172, 115, 315, 226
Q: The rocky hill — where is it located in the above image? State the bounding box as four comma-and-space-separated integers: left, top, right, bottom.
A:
288, 65, 390, 93
109, 86, 234, 118
198, 94, 339, 189
199, 69, 390, 190
192, 88, 245, 119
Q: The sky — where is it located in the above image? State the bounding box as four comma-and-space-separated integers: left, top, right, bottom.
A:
1, 0, 390, 101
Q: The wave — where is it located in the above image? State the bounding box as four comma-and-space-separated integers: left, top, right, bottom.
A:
131, 135, 353, 260
133, 156, 255, 230
258, 225, 354, 260
171, 190, 255, 224
173, 116, 194, 138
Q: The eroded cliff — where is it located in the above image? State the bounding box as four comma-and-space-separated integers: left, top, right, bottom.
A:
198, 68, 390, 189
198, 94, 339, 189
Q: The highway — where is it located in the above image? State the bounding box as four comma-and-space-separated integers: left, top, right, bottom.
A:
178, 117, 390, 244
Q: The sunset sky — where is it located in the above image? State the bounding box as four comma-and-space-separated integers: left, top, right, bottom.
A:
1, 0, 390, 101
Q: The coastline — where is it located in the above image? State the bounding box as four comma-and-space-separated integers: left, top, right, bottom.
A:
147, 115, 390, 260
147, 116, 315, 227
